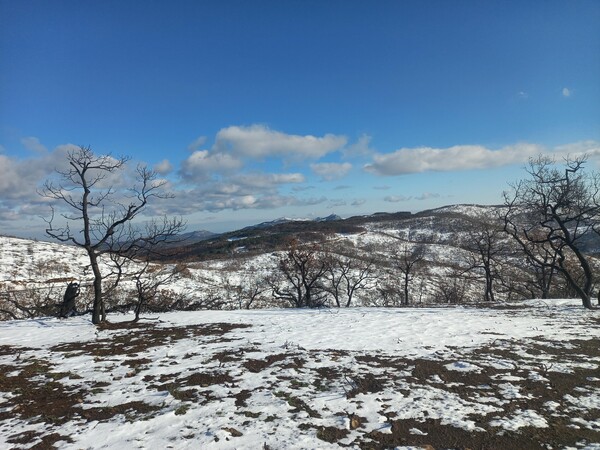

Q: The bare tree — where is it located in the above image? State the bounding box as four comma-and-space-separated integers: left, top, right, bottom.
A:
270, 240, 329, 308
372, 277, 403, 307
131, 262, 182, 322
433, 267, 468, 304
239, 269, 270, 309
41, 146, 185, 324
221, 268, 269, 310
522, 245, 559, 299
325, 253, 376, 307
0, 286, 60, 320
464, 221, 507, 302
503, 155, 599, 309
391, 244, 425, 305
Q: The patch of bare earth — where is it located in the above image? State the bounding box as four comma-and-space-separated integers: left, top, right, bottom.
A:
354, 337, 600, 449
50, 322, 250, 357
1, 322, 598, 449
0, 323, 250, 448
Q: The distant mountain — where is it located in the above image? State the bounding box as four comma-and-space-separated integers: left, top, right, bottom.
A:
241, 214, 342, 231
173, 229, 218, 244
159, 204, 589, 262
315, 214, 341, 222
164, 211, 413, 261
241, 217, 310, 231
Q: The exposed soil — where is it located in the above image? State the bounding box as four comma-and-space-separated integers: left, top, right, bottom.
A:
243, 353, 289, 373
1, 320, 598, 449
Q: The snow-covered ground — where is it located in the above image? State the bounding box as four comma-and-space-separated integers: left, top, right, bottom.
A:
1, 300, 598, 449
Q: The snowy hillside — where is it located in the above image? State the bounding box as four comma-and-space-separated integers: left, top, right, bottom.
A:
0, 203, 594, 319
0, 236, 89, 287
0, 234, 280, 318
427, 203, 504, 219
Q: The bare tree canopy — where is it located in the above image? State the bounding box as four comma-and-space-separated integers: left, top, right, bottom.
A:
503, 155, 600, 309
325, 251, 376, 307
464, 220, 508, 302
391, 243, 426, 306
270, 240, 329, 308
40, 145, 185, 324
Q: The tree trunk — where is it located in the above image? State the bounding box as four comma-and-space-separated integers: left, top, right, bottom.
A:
345, 292, 353, 308
557, 221, 594, 309
484, 269, 495, 302
89, 251, 104, 324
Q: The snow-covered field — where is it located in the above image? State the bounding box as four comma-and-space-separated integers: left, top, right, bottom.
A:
1, 300, 599, 449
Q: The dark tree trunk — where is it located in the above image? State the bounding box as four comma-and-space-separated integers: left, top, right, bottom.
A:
484, 268, 495, 302
403, 275, 410, 306
89, 251, 104, 325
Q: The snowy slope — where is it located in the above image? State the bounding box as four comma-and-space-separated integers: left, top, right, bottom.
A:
1, 202, 598, 319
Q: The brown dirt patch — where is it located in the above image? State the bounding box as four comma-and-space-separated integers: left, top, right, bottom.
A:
0, 359, 85, 425
0, 345, 33, 356
346, 372, 386, 398
275, 391, 321, 418
243, 353, 289, 373
180, 371, 234, 387
78, 401, 161, 421
51, 322, 251, 357
234, 389, 252, 407
7, 431, 74, 449
363, 418, 543, 450
316, 425, 349, 443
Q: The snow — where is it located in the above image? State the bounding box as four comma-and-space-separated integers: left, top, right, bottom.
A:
1, 301, 588, 357
489, 409, 549, 431
444, 361, 482, 372
0, 299, 598, 448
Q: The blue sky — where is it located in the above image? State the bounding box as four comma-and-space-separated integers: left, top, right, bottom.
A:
1, 0, 599, 238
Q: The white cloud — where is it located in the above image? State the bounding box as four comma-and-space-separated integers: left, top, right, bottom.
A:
154, 159, 173, 175
310, 162, 352, 181
415, 192, 440, 201
149, 166, 312, 216
553, 140, 600, 160
188, 136, 207, 151
0, 142, 93, 227
21, 137, 48, 154
157, 186, 327, 214
517, 91, 529, 100
292, 185, 315, 192
384, 195, 411, 202
343, 134, 375, 157
364, 143, 543, 176
212, 195, 258, 210
0, 143, 77, 201
180, 150, 243, 181
213, 125, 347, 160
6, 134, 600, 234
0, 155, 34, 200
562, 87, 571, 97
232, 172, 305, 189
